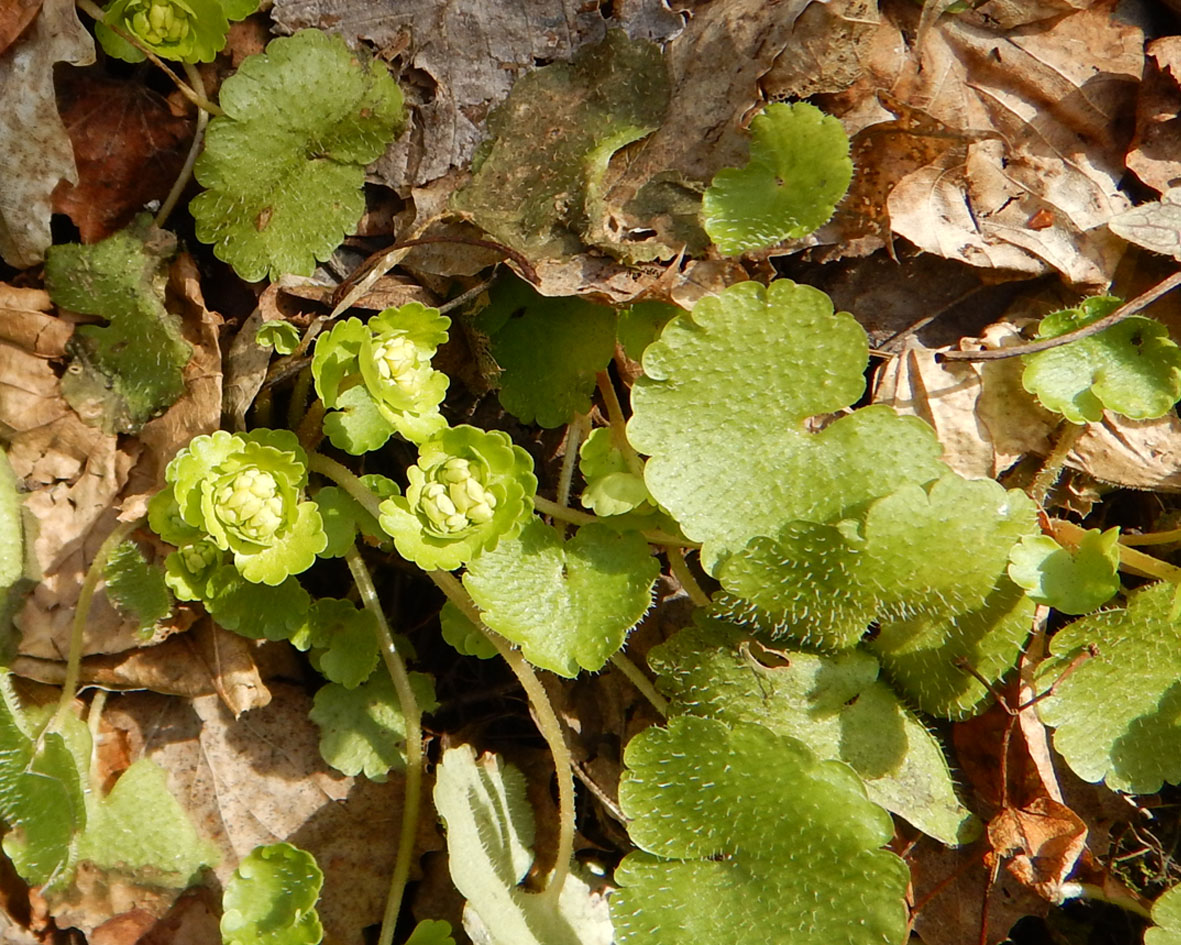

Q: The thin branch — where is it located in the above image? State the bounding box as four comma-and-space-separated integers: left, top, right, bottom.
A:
938, 270, 1181, 363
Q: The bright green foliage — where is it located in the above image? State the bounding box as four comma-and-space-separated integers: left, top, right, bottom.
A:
1146, 884, 1181, 945
1008, 529, 1121, 615
95, 0, 257, 63
192, 30, 406, 282
578, 428, 654, 517
75, 759, 217, 886
221, 842, 323, 945
475, 277, 616, 428
204, 567, 311, 642
314, 476, 399, 557
627, 280, 947, 571
1022, 296, 1181, 422
163, 539, 224, 602
256, 321, 301, 355
312, 304, 450, 451
464, 520, 658, 676
871, 579, 1035, 719
1036, 581, 1181, 793
404, 919, 456, 945
104, 540, 172, 632
379, 426, 537, 571
648, 619, 977, 846
0, 676, 88, 887
307, 598, 378, 687
716, 520, 874, 650
613, 716, 909, 945
164, 429, 327, 585
433, 745, 614, 945
617, 301, 680, 362
439, 600, 497, 659
309, 670, 437, 780
45, 216, 191, 433
702, 103, 853, 255
453, 30, 669, 261
0, 448, 22, 647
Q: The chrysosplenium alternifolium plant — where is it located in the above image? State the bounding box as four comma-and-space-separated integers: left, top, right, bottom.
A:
96, 0, 256, 63
312, 302, 451, 453
378, 425, 538, 572
151, 428, 327, 586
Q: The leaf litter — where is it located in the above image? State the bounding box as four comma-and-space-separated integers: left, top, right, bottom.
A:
7, 2, 1181, 944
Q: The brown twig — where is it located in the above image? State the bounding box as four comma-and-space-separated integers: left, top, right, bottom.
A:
937, 270, 1181, 363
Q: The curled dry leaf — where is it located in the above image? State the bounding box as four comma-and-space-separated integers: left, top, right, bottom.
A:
809, 2, 1141, 285
0, 0, 94, 268
1126, 36, 1181, 196
873, 321, 1181, 493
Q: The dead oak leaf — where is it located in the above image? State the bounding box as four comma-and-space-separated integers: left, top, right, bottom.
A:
811, 0, 1141, 285
0, 0, 94, 268
52, 70, 194, 243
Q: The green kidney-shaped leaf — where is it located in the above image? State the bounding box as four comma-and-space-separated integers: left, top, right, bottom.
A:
191, 30, 405, 281
309, 670, 437, 781
703, 102, 853, 255
477, 276, 617, 428
464, 520, 658, 676
74, 759, 218, 887
648, 619, 978, 846
1007, 529, 1120, 615
1022, 296, 1181, 423
1147, 884, 1181, 945
221, 842, 323, 945
613, 716, 909, 945
627, 279, 947, 572
1036, 581, 1181, 794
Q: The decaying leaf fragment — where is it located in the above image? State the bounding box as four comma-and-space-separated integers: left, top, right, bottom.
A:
0, 0, 94, 267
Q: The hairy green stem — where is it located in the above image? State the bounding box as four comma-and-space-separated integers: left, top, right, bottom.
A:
55, 517, 144, 727
429, 569, 574, 902
557, 414, 588, 513
667, 545, 710, 607
1030, 421, 1085, 508
532, 495, 694, 547
75, 0, 224, 115
596, 370, 645, 477
1053, 519, 1181, 584
346, 547, 423, 945
308, 452, 383, 521
609, 652, 668, 717
1120, 527, 1181, 547
155, 62, 208, 227
287, 366, 314, 437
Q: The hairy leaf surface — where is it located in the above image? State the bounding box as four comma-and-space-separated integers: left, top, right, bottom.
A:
613, 716, 908, 945
627, 280, 947, 571
1037, 581, 1181, 793
648, 619, 978, 845
191, 30, 405, 281
464, 520, 658, 676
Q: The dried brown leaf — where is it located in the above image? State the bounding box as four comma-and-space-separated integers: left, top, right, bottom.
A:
0, 0, 94, 268
811, 1, 1140, 285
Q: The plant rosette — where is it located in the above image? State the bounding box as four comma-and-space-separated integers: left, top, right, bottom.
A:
162, 429, 327, 585
96, 0, 237, 63
379, 426, 537, 571
312, 303, 451, 449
